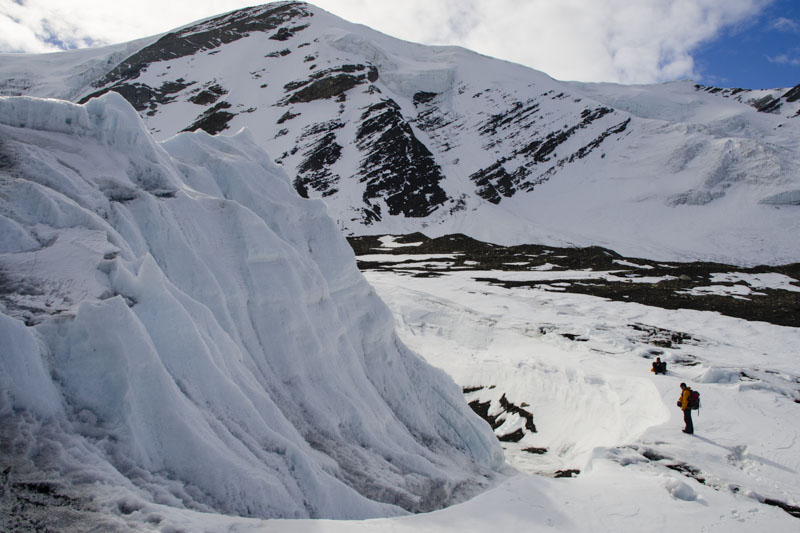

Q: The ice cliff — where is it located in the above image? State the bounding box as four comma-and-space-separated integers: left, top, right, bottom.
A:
0, 92, 503, 520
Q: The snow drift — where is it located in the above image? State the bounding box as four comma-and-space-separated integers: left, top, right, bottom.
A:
0, 92, 503, 520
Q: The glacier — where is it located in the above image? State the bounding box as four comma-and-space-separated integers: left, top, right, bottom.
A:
0, 92, 504, 521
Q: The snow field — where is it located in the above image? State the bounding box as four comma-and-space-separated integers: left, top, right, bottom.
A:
359, 268, 800, 530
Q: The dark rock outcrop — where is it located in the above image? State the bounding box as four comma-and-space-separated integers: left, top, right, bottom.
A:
80, 79, 193, 112
189, 83, 228, 105
355, 99, 448, 219
469, 104, 625, 200
294, 121, 344, 197
181, 101, 235, 134
282, 65, 379, 104
752, 94, 782, 113
781, 83, 800, 103
470, 162, 516, 204
464, 387, 536, 443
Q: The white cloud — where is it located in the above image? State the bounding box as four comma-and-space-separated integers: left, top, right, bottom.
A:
0, 0, 262, 53
319, 0, 766, 84
0, 11, 58, 53
767, 53, 800, 66
0, 0, 767, 84
773, 16, 799, 33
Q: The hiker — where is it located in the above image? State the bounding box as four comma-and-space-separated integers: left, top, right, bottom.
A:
651, 357, 667, 374
677, 382, 694, 434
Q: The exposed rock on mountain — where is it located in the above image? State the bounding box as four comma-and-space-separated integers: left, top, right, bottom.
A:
356, 98, 448, 219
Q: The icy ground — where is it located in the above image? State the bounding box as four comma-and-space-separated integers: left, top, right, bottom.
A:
360, 240, 800, 530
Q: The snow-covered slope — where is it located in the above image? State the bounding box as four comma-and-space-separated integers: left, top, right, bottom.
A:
3, 1, 799, 265
0, 92, 504, 522
0, 36, 158, 101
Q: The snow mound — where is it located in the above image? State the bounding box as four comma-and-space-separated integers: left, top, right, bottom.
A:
664, 477, 699, 502
761, 190, 800, 206
697, 367, 741, 384
0, 92, 503, 520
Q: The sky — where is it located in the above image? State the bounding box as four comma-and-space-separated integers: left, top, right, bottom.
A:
0, 0, 798, 89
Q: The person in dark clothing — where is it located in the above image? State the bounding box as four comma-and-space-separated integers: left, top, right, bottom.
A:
651, 357, 667, 374
677, 382, 693, 434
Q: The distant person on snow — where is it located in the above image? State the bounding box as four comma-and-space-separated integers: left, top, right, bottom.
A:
651, 357, 667, 374
677, 383, 694, 434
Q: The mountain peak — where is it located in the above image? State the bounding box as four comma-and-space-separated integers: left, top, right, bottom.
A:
89, 2, 312, 90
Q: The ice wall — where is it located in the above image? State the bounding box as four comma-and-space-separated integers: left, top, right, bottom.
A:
0, 92, 503, 520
